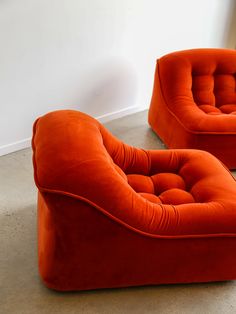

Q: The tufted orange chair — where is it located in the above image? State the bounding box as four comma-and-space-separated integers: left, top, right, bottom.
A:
148, 48, 236, 169
32, 110, 236, 291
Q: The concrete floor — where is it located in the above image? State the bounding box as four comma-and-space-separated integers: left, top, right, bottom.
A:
1, 110, 236, 314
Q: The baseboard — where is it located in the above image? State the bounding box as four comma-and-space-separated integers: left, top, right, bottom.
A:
0, 106, 145, 157
0, 138, 32, 157
96, 105, 142, 123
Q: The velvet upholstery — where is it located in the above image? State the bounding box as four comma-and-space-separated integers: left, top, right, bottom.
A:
148, 48, 236, 169
32, 110, 236, 291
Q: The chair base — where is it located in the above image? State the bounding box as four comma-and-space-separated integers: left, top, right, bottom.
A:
38, 192, 236, 291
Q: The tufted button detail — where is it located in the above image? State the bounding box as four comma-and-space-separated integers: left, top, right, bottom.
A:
198, 105, 222, 114
198, 105, 221, 114
127, 174, 154, 193
151, 173, 186, 194
218, 104, 236, 114
159, 188, 195, 205
127, 172, 195, 205
198, 104, 236, 115
192, 72, 236, 112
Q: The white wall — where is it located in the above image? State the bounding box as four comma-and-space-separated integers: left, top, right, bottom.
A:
0, 0, 234, 155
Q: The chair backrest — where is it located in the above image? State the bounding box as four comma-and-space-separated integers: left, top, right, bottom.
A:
157, 49, 236, 114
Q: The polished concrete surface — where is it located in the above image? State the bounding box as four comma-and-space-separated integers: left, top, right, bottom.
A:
1, 110, 236, 314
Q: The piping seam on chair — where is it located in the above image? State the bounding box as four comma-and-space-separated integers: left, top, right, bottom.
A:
35, 183, 236, 240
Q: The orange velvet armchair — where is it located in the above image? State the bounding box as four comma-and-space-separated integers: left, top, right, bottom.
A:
32, 110, 236, 291
149, 48, 236, 169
